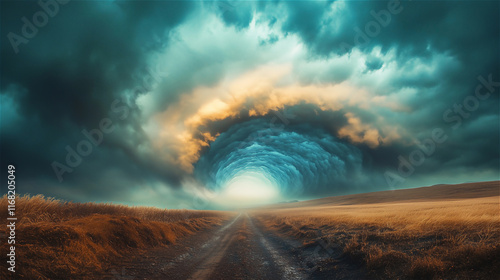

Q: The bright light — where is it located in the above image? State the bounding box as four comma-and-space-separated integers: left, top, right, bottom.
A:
213, 173, 281, 208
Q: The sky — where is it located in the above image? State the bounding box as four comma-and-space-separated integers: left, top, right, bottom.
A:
1, 0, 499, 209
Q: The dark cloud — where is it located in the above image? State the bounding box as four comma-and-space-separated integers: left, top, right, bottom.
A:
216, 0, 254, 29
0, 0, 498, 207
0, 0, 193, 203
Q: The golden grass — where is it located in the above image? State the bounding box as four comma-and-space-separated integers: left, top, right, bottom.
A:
0, 195, 233, 279
0, 194, 225, 224
253, 182, 500, 279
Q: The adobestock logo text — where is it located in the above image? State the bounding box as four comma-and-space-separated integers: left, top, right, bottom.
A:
7, 0, 69, 54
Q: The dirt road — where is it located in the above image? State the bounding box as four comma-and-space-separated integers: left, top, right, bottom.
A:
103, 213, 368, 280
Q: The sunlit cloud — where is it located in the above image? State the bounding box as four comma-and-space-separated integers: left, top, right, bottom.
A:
146, 64, 405, 172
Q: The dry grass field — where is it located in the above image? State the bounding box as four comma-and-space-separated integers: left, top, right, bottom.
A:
253, 181, 500, 279
0, 195, 233, 279
0, 182, 497, 279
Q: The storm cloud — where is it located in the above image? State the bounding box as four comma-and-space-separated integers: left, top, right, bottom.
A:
1, 0, 498, 208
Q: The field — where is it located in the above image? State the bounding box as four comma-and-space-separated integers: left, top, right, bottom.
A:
0, 195, 233, 279
252, 181, 500, 279
0, 182, 498, 279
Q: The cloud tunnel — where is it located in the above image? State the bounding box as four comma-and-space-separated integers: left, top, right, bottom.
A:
194, 116, 367, 203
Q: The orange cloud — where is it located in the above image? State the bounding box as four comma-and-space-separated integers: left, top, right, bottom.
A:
146, 64, 402, 172
337, 112, 400, 148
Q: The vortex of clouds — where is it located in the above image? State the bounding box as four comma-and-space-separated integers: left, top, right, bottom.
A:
194, 118, 366, 199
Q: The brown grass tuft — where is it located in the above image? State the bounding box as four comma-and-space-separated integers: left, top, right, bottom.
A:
408, 256, 446, 279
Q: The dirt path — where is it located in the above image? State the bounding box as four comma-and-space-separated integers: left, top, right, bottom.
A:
102, 213, 368, 280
